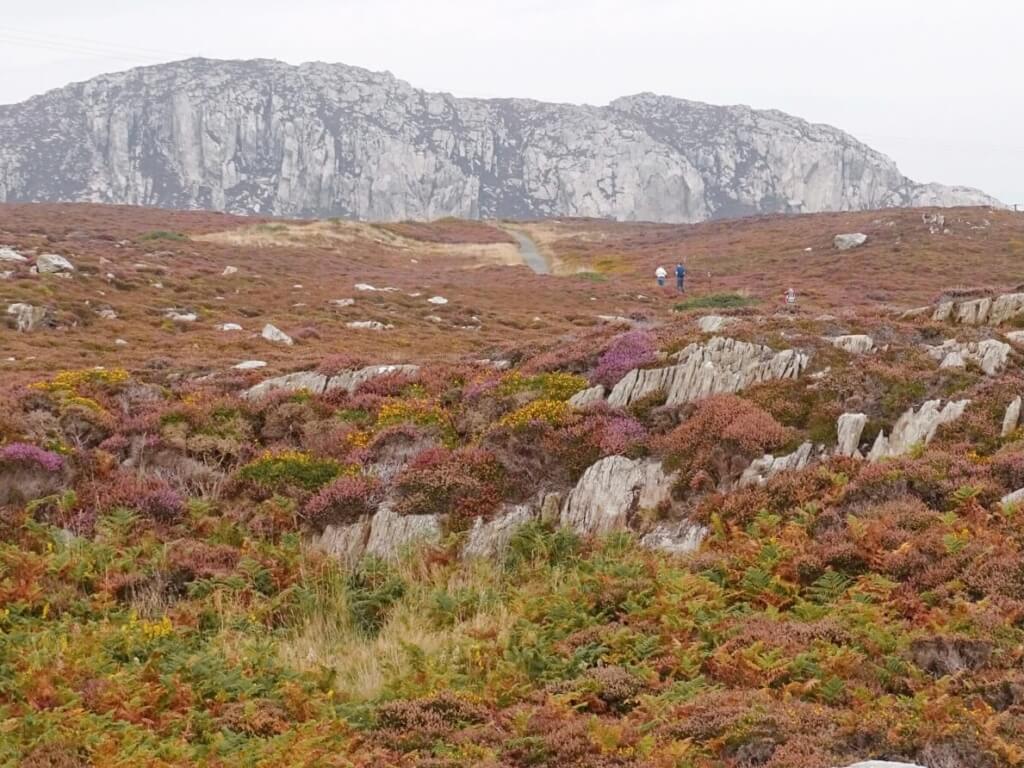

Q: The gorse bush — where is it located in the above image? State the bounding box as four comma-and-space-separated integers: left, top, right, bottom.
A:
498, 371, 588, 401
499, 398, 571, 429
238, 450, 346, 493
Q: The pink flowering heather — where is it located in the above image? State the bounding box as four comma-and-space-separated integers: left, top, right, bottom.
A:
591, 330, 657, 388
303, 475, 382, 528
597, 416, 648, 455
0, 442, 64, 472
137, 486, 186, 523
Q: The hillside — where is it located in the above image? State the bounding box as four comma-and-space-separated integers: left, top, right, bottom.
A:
2, 204, 1024, 767
0, 59, 1001, 222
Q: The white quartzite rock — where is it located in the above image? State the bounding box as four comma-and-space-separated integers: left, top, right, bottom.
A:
561, 456, 674, 537
926, 338, 1010, 375
568, 384, 606, 409
36, 253, 75, 273
836, 413, 868, 458
6, 303, 47, 332
827, 334, 874, 354
834, 233, 868, 250
867, 400, 970, 461
607, 336, 807, 408
261, 323, 293, 344
1002, 396, 1022, 437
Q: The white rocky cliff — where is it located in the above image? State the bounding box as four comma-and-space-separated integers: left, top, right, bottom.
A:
0, 59, 1001, 222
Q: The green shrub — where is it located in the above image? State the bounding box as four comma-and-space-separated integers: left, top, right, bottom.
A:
346, 558, 406, 636
674, 292, 754, 311
238, 450, 345, 493
139, 230, 188, 242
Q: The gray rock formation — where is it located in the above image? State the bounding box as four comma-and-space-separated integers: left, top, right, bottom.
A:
867, 399, 970, 461
834, 233, 869, 250
0, 58, 1000, 222
568, 384, 606, 409
926, 338, 1010, 375
561, 456, 674, 537
6, 302, 47, 332
36, 253, 74, 273
242, 363, 419, 399
261, 323, 293, 345
313, 502, 443, 563
697, 314, 738, 333
606, 336, 807, 408
827, 334, 874, 354
932, 293, 1024, 326
1003, 396, 1022, 437
738, 442, 818, 487
0, 246, 27, 263
836, 413, 869, 458
463, 503, 536, 559
639, 520, 707, 555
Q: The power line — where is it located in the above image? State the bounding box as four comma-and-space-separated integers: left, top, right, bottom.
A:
0, 27, 194, 62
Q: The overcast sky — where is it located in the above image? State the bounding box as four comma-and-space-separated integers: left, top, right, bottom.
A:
2, 0, 1022, 205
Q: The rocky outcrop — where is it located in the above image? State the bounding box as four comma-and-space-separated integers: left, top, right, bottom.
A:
6, 302, 47, 332
639, 520, 707, 555
867, 400, 969, 461
463, 504, 536, 559
0, 58, 999, 222
827, 334, 874, 354
607, 337, 807, 408
0, 246, 27, 263
312, 517, 373, 565
697, 315, 737, 333
1002, 396, 1022, 437
836, 413, 869, 458
834, 233, 868, 251
568, 385, 606, 409
932, 293, 1024, 326
561, 456, 674, 537
364, 504, 443, 560
36, 253, 74, 273
1001, 488, 1024, 507
242, 363, 418, 399
926, 338, 1010, 375
738, 442, 818, 487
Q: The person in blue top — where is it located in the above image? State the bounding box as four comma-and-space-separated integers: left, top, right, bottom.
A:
675, 263, 686, 292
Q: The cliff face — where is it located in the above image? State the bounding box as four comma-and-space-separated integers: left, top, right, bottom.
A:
0, 58, 1001, 222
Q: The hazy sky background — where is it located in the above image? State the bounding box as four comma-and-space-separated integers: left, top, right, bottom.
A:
2, 0, 1022, 204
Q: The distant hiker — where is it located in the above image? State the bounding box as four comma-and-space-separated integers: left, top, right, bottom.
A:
784, 287, 797, 309
675, 263, 686, 292
655, 265, 667, 287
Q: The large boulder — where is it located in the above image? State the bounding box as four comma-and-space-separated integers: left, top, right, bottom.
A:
561, 456, 674, 537
834, 233, 868, 250
867, 400, 969, 461
36, 253, 75, 273
261, 323, 293, 344
607, 336, 807, 408
7, 302, 48, 332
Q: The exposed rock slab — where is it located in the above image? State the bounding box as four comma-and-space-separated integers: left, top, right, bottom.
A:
639, 520, 707, 555
607, 336, 807, 408
932, 292, 1024, 326
324, 364, 420, 394
364, 504, 443, 560
926, 338, 1009, 375
697, 315, 737, 333
738, 442, 817, 487
6, 303, 47, 332
312, 517, 373, 565
836, 413, 868, 458
561, 456, 674, 537
1002, 396, 1022, 437
568, 384, 606, 409
261, 323, 293, 344
0, 246, 27, 263
867, 400, 970, 461
242, 363, 420, 399
827, 334, 874, 354
463, 504, 536, 559
36, 253, 75, 273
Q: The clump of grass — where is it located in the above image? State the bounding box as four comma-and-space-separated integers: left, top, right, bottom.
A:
674, 292, 754, 311
139, 230, 188, 242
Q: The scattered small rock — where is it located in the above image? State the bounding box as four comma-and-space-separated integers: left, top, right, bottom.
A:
164, 309, 197, 323
0, 246, 27, 263
233, 360, 267, 370
330, 298, 355, 307
114, 339, 128, 346
218, 323, 243, 331
36, 253, 75, 274
427, 296, 449, 305
346, 320, 393, 331
96, 308, 118, 320
222, 266, 238, 276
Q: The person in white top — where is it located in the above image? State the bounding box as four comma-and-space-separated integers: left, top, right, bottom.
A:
655, 266, 667, 287
784, 287, 797, 309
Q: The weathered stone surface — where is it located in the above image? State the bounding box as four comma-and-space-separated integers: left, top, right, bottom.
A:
568, 384, 606, 409
6, 302, 47, 332
827, 334, 874, 354
697, 314, 737, 333
836, 413, 868, 458
463, 504, 536, 559
867, 400, 970, 461
345, 320, 392, 331
364, 504, 443, 560
561, 456, 674, 537
1006, 330, 1024, 345
932, 292, 1024, 326
0, 59, 998, 222
164, 309, 197, 322
243, 371, 329, 398
324, 364, 420, 394
926, 338, 1010, 375
640, 520, 707, 555
312, 517, 373, 565
36, 253, 74, 273
738, 442, 817, 487
607, 336, 807, 408
1002, 488, 1024, 507
0, 246, 27, 263
218, 322, 243, 331
261, 323, 293, 344
1003, 396, 1022, 437
221, 265, 238, 275
834, 233, 868, 250
233, 360, 266, 370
